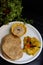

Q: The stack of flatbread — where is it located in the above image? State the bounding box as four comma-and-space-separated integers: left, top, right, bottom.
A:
1, 23, 26, 60
2, 34, 23, 60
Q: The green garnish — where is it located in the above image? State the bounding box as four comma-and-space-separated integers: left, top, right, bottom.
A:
0, 0, 33, 26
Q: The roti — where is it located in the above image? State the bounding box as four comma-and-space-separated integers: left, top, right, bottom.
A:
1, 34, 23, 60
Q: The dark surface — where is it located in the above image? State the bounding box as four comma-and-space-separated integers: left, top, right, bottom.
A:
22, 0, 43, 38
0, 0, 43, 65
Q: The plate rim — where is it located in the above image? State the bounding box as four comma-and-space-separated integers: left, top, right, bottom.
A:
0, 21, 42, 64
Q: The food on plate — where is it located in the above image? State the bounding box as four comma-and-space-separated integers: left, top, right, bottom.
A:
23, 36, 41, 55
1, 34, 23, 60
31, 37, 40, 47
11, 23, 26, 37
2, 50, 10, 59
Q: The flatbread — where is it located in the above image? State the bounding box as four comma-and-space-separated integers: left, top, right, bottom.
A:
1, 34, 23, 60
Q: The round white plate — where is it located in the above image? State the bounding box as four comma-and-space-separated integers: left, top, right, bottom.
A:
0, 21, 42, 64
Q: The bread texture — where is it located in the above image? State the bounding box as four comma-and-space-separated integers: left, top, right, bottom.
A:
2, 34, 23, 60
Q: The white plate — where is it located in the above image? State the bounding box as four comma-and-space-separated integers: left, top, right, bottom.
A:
0, 21, 42, 64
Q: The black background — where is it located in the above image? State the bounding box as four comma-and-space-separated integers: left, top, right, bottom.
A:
0, 0, 43, 65
22, 0, 43, 38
